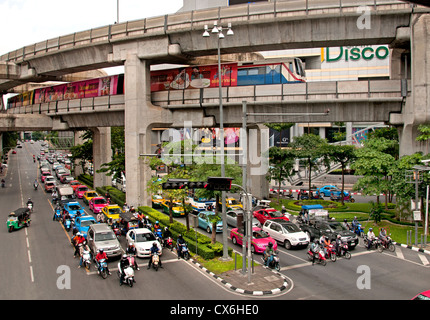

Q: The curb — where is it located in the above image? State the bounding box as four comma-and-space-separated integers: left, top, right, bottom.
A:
394, 241, 430, 256
190, 258, 290, 296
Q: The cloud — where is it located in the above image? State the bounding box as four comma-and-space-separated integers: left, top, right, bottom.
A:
0, 0, 183, 55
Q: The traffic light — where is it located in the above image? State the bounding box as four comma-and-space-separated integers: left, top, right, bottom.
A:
162, 179, 189, 190
206, 177, 233, 191
187, 181, 208, 189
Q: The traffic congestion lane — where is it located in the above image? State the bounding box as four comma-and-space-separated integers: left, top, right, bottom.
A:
0, 141, 243, 300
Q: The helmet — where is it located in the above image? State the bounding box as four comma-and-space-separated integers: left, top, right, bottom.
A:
155, 221, 159, 224
344, 219, 347, 222
268, 242, 273, 248
153, 242, 158, 247
369, 228, 373, 231
99, 249, 104, 253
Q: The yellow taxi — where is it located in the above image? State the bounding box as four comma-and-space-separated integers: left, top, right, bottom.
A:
101, 204, 123, 222
152, 194, 164, 208
218, 197, 243, 211
83, 190, 99, 205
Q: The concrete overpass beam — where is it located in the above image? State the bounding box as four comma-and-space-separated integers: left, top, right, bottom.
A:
92, 127, 112, 189
123, 54, 172, 207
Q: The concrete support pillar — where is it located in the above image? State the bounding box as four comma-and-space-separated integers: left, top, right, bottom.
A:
92, 127, 112, 188
247, 124, 269, 200
123, 54, 171, 207
397, 13, 430, 156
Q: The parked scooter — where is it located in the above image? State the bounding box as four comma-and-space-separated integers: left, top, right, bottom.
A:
307, 247, 327, 266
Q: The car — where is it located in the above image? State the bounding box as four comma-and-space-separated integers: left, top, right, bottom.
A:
56, 168, 68, 179
230, 227, 278, 254
218, 197, 243, 211
412, 290, 430, 300
63, 176, 75, 184
12, 150, 16, 154
87, 223, 122, 258
317, 185, 349, 198
299, 219, 359, 249
101, 204, 123, 222
45, 175, 55, 184
83, 190, 99, 205
59, 173, 71, 183
197, 211, 223, 233
74, 185, 89, 199
74, 215, 97, 238
69, 180, 81, 191
40, 170, 51, 183
44, 181, 56, 192
225, 209, 261, 228
89, 196, 109, 214
151, 194, 164, 208
126, 228, 162, 258
63, 201, 85, 219
161, 199, 185, 217
253, 208, 289, 225
262, 219, 309, 249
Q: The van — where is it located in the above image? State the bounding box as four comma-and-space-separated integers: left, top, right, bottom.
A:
87, 224, 122, 258
57, 184, 75, 205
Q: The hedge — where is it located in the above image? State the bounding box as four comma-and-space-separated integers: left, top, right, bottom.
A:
139, 206, 232, 260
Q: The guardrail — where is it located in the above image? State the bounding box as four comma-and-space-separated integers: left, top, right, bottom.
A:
0, 0, 414, 63
6, 79, 407, 115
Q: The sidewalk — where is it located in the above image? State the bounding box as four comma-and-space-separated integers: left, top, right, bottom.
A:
191, 259, 290, 296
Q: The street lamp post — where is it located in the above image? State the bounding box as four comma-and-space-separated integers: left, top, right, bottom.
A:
203, 22, 234, 260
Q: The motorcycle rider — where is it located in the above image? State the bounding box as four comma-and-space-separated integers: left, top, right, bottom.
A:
310, 239, 320, 265
351, 216, 359, 232
148, 242, 163, 269
126, 243, 140, 270
95, 249, 111, 275
342, 219, 350, 230
78, 242, 91, 268
163, 226, 173, 247
26, 198, 34, 211
263, 242, 275, 267
1, 178, 5, 188
72, 232, 86, 257
320, 235, 330, 256
366, 228, 376, 250
334, 234, 342, 256
176, 234, 186, 259
118, 254, 130, 285
33, 179, 38, 190
379, 227, 388, 246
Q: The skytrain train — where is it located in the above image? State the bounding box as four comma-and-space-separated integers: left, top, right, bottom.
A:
7, 58, 306, 108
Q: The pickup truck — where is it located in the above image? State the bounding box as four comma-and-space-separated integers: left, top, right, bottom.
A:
298, 219, 358, 249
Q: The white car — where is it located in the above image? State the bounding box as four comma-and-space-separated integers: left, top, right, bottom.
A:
263, 219, 309, 250
126, 228, 162, 258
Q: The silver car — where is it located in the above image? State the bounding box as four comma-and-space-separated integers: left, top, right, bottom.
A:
225, 209, 261, 228
87, 223, 122, 258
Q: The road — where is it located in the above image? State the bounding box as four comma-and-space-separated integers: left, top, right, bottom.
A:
0, 141, 243, 300
1, 140, 428, 301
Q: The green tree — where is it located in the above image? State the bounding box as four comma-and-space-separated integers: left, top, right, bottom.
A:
267, 147, 295, 203
325, 144, 357, 204
416, 124, 430, 154
290, 134, 328, 191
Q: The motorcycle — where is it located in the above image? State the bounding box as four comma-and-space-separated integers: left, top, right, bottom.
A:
53, 208, 62, 221
82, 250, 91, 269
307, 247, 327, 266
33, 182, 38, 190
64, 218, 72, 232
154, 228, 163, 241
261, 251, 281, 271
178, 243, 190, 260
151, 252, 160, 271
127, 254, 137, 270
27, 203, 33, 213
324, 244, 337, 262
163, 237, 173, 251
337, 242, 352, 259
1, 180, 5, 188
351, 223, 364, 237
377, 236, 395, 253
97, 259, 109, 279
363, 235, 382, 251
117, 263, 135, 287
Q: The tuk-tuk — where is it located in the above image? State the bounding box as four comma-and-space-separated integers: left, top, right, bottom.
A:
7, 208, 31, 232
299, 204, 329, 223
119, 211, 139, 235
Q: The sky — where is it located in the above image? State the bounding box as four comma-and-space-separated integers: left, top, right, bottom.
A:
0, 0, 184, 55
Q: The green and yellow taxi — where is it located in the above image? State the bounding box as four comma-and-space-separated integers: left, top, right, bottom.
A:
152, 194, 164, 208
161, 199, 185, 217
